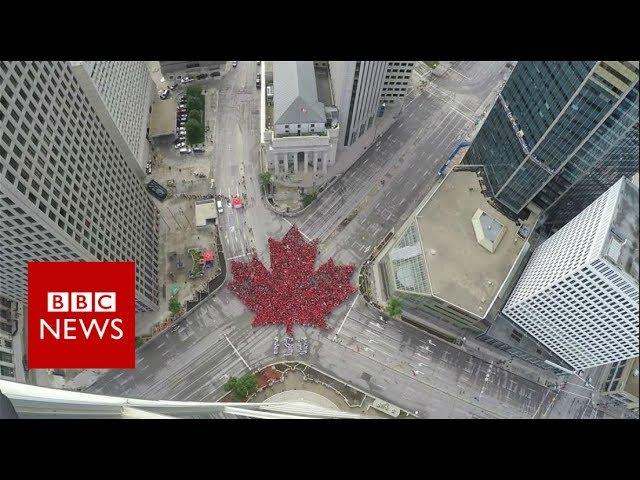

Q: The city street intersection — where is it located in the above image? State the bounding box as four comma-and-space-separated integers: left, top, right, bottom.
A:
87, 61, 621, 419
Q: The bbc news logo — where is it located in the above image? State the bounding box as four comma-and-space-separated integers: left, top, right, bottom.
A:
43, 292, 123, 340
28, 262, 136, 369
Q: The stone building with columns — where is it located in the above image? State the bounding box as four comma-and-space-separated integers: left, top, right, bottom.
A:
263, 61, 339, 192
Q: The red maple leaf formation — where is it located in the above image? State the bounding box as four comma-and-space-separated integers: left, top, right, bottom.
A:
228, 226, 356, 335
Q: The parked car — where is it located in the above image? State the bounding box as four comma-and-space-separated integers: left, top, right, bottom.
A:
168, 83, 178, 90
193, 147, 205, 154
174, 142, 186, 149
179, 94, 186, 101
196, 73, 207, 80
216, 200, 224, 213
159, 89, 170, 99
145, 162, 152, 174
232, 61, 238, 68
256, 74, 261, 89
146, 180, 167, 201
256, 61, 261, 65
179, 147, 193, 155
180, 77, 193, 84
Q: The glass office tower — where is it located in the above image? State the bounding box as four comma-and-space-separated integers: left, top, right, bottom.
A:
463, 61, 639, 227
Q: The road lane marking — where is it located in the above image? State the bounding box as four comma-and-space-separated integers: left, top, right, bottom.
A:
224, 334, 250, 369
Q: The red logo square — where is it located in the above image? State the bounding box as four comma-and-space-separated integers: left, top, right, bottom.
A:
27, 261, 136, 369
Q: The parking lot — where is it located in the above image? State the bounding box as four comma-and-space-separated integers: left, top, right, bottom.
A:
136, 68, 225, 336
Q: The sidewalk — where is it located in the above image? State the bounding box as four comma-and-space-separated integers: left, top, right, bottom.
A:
400, 310, 557, 387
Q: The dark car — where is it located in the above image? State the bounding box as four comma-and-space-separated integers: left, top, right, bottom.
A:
196, 73, 207, 80
193, 147, 206, 154
146, 180, 167, 201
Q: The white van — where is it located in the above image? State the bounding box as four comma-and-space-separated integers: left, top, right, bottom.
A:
216, 200, 224, 213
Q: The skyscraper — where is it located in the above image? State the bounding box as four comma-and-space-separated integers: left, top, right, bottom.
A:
463, 61, 639, 227
380, 61, 415, 106
0, 61, 159, 311
71, 61, 154, 174
330, 61, 387, 147
503, 177, 639, 371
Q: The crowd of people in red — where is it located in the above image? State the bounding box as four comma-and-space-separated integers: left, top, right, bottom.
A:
228, 226, 356, 335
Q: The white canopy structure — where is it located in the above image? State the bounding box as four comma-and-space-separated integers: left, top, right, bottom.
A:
0, 380, 364, 419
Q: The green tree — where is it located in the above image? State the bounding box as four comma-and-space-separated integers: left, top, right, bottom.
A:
188, 109, 202, 123
186, 85, 202, 98
135, 336, 145, 348
169, 296, 182, 315
302, 192, 317, 207
386, 297, 402, 317
186, 118, 204, 145
259, 171, 272, 190
224, 373, 258, 400
187, 95, 204, 111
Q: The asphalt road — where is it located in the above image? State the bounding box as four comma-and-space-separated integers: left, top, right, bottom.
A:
87, 61, 625, 419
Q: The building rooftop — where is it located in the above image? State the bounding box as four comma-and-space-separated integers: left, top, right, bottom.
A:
149, 97, 177, 138
389, 169, 538, 318
603, 178, 639, 282
194, 200, 217, 227
273, 62, 326, 126
314, 64, 333, 107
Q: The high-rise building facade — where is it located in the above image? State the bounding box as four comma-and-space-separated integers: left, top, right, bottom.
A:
503, 177, 639, 371
0, 297, 16, 380
330, 61, 387, 147
380, 61, 415, 106
71, 61, 154, 174
463, 61, 639, 227
0, 61, 159, 311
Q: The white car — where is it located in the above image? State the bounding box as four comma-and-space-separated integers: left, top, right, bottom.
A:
174, 142, 186, 149
179, 147, 193, 155
216, 200, 224, 213
159, 89, 170, 99
180, 77, 193, 84
232, 61, 238, 68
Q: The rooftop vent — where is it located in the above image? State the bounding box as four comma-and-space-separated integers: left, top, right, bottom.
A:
471, 209, 506, 253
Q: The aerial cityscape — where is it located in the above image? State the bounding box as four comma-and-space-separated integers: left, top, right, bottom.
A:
0, 60, 638, 419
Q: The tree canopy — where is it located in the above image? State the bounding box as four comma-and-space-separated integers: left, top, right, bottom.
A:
169, 297, 181, 315
186, 85, 202, 98
187, 95, 204, 111
224, 374, 258, 400
186, 118, 204, 145
188, 109, 202, 123
386, 297, 402, 317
